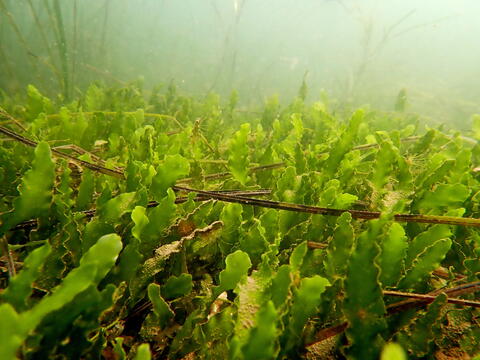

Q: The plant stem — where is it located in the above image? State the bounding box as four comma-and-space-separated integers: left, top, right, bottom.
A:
0, 236, 16, 277
383, 289, 480, 308
0, 0, 40, 76
71, 0, 78, 95
99, 0, 110, 59
52, 0, 70, 100
12, 190, 272, 231
174, 185, 480, 227
26, 0, 62, 87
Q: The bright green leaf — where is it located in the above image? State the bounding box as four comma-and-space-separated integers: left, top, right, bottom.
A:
228, 123, 251, 185
378, 223, 408, 287
151, 154, 190, 200
216, 250, 252, 297
134, 343, 152, 360
381, 343, 407, 360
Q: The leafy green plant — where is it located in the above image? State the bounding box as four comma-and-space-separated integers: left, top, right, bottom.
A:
0, 83, 479, 359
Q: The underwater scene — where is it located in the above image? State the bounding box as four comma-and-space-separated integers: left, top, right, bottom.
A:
1, 1, 480, 359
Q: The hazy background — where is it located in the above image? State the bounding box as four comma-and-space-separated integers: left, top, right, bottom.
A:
1, 0, 480, 126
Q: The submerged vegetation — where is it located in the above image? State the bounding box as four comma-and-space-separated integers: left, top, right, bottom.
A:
0, 82, 480, 359
1, 1, 480, 359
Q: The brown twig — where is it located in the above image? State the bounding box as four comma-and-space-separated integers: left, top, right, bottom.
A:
10, 190, 272, 231
351, 136, 421, 151
351, 135, 476, 152
0, 107, 27, 131
1, 122, 283, 186
309, 281, 480, 346
432, 267, 465, 281
4, 124, 480, 228
306, 241, 328, 249
174, 185, 480, 227
0, 125, 124, 178
383, 289, 480, 308
176, 162, 285, 183
0, 236, 16, 278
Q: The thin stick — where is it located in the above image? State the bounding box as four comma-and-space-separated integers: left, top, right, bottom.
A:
71, 0, 78, 94
53, 144, 109, 167
0, 125, 124, 178
52, 0, 70, 100
79, 62, 127, 85
306, 242, 327, 249
4, 125, 480, 228
0, 0, 39, 74
0, 108, 27, 131
386, 281, 480, 314
384, 290, 480, 308
0, 43, 15, 80
99, 0, 110, 60
10, 190, 272, 231
351, 135, 476, 151
177, 162, 286, 183
174, 185, 480, 227
309, 281, 480, 346
0, 122, 282, 181
26, 0, 62, 88
46, 111, 180, 124
0, 236, 16, 277
352, 136, 421, 151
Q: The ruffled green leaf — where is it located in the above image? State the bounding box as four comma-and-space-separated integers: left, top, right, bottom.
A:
131, 206, 149, 241
76, 169, 95, 211
220, 203, 243, 255
241, 301, 278, 360
26, 85, 53, 119
405, 225, 451, 270
372, 140, 396, 191
240, 219, 269, 266
270, 265, 292, 308
397, 293, 447, 357
1, 141, 55, 234
344, 220, 387, 360
151, 154, 190, 200
84, 83, 105, 111
289, 240, 308, 272
324, 109, 364, 177
288, 275, 329, 338
97, 192, 136, 224
148, 283, 174, 328
0, 234, 122, 359
378, 223, 408, 287
325, 212, 354, 280
418, 183, 470, 211
141, 188, 177, 253
399, 239, 452, 290
0, 303, 23, 360
228, 123, 251, 185
1, 243, 51, 311
215, 250, 252, 297
130, 240, 183, 299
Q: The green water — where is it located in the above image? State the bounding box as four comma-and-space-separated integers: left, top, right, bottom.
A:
1, 0, 480, 126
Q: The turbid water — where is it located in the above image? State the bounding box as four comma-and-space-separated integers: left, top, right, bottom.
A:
1, 0, 480, 126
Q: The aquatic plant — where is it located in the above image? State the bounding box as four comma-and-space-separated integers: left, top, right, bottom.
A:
0, 83, 479, 359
